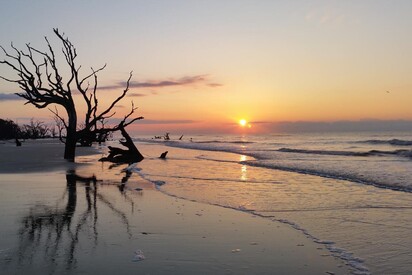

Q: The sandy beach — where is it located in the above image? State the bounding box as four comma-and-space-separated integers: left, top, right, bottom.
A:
0, 139, 349, 274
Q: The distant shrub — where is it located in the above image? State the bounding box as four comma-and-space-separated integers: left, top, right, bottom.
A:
0, 118, 20, 139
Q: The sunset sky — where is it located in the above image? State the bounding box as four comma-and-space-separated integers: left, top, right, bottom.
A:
1, 0, 412, 134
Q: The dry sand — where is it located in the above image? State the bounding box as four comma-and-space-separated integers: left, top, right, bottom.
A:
0, 140, 350, 274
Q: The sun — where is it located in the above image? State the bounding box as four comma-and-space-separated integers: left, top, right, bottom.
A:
239, 119, 247, 127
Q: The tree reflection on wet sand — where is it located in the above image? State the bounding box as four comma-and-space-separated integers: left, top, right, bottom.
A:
13, 170, 133, 273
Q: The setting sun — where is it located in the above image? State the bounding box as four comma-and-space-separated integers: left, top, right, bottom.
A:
239, 119, 247, 127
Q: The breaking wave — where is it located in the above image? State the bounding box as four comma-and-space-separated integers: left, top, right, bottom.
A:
357, 139, 412, 146
278, 148, 412, 158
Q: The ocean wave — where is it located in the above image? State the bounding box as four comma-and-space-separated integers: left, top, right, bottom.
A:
277, 148, 412, 158
153, 138, 412, 160
370, 149, 412, 158
245, 161, 412, 193
149, 137, 412, 192
278, 148, 370, 157
358, 139, 412, 146
155, 141, 251, 155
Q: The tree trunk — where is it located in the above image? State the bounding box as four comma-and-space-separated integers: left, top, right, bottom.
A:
64, 106, 77, 162
65, 171, 78, 220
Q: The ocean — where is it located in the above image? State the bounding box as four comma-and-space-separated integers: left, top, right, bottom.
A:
134, 131, 412, 275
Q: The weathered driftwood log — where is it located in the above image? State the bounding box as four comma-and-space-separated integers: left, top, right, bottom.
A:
99, 126, 144, 164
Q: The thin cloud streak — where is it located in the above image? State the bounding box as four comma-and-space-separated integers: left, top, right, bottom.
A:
207, 83, 223, 87
113, 105, 126, 109
107, 118, 199, 125
128, 93, 148, 97
0, 93, 24, 101
139, 119, 199, 125
99, 75, 223, 91
305, 8, 346, 25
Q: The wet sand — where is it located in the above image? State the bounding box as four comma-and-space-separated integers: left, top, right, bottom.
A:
0, 140, 349, 274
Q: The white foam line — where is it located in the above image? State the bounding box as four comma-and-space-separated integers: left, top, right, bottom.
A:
274, 218, 370, 275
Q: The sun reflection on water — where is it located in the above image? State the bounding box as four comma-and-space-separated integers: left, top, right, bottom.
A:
241, 166, 247, 181
240, 155, 248, 181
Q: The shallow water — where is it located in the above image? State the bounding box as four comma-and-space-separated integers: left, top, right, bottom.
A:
0, 164, 141, 274
134, 137, 412, 275
141, 132, 412, 191
0, 144, 348, 275
2, 133, 412, 274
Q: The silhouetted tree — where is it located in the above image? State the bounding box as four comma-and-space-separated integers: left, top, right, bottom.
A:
0, 28, 143, 161
20, 119, 50, 139
0, 118, 20, 139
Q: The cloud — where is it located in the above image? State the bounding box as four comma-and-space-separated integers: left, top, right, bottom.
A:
129, 75, 208, 88
133, 119, 199, 125
0, 93, 24, 101
106, 118, 198, 125
99, 75, 223, 92
268, 120, 412, 133
128, 93, 148, 97
113, 105, 126, 109
208, 83, 223, 87
305, 8, 345, 25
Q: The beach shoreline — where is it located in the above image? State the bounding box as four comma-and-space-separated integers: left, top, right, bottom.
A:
0, 139, 350, 274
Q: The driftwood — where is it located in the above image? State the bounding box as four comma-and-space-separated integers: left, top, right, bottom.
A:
160, 151, 168, 159
15, 138, 22, 147
99, 126, 144, 164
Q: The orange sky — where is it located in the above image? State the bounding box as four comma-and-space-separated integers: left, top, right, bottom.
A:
1, 1, 412, 134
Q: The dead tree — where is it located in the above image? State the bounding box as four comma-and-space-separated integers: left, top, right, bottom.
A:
99, 125, 144, 164
0, 28, 143, 161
